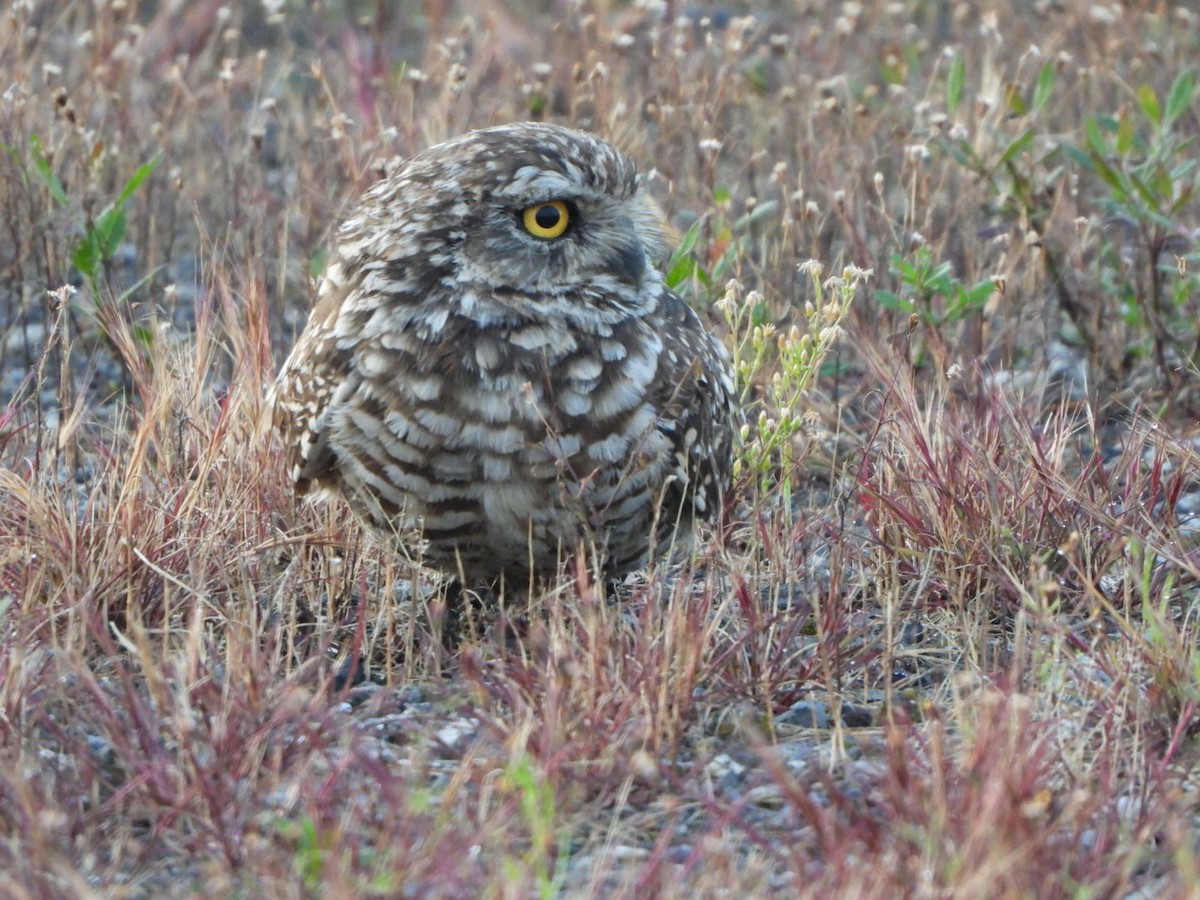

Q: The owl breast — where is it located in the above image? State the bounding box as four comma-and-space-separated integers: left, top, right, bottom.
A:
326, 282, 689, 582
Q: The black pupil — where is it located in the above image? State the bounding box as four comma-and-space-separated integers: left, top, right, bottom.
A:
534, 204, 561, 230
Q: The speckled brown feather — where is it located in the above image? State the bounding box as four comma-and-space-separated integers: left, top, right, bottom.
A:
271, 123, 735, 583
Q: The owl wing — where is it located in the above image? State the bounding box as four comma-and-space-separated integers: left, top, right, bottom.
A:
649, 288, 736, 523
270, 279, 360, 495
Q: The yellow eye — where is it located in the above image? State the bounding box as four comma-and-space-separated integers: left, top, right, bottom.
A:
521, 200, 571, 239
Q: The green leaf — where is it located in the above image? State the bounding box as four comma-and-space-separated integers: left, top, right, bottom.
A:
112, 268, 160, 308
1170, 182, 1195, 214
665, 217, 707, 289
1164, 69, 1196, 128
1138, 84, 1162, 125
94, 206, 127, 259
1169, 158, 1197, 182
1032, 62, 1056, 114
666, 255, 694, 289
743, 62, 770, 94
1063, 144, 1096, 173
997, 128, 1036, 166
666, 251, 711, 290
66, 152, 161, 283
1149, 162, 1173, 206
963, 280, 997, 308
733, 199, 779, 232
1005, 83, 1027, 117
29, 136, 68, 207
710, 242, 738, 283
749, 299, 769, 327
947, 54, 965, 114
819, 358, 853, 379
1086, 149, 1129, 200
671, 216, 704, 262
309, 246, 329, 279
880, 55, 906, 87
1116, 109, 1135, 157
1085, 116, 1114, 157
928, 259, 954, 286
943, 140, 975, 169
875, 289, 913, 312
72, 232, 100, 279
1127, 169, 1162, 209
113, 153, 161, 208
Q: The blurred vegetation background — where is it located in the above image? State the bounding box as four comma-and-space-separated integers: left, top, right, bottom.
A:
2, 2, 1199, 896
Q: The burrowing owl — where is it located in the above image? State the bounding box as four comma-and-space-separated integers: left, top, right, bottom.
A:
272, 123, 735, 585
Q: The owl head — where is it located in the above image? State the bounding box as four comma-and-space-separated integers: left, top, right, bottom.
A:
332, 123, 671, 315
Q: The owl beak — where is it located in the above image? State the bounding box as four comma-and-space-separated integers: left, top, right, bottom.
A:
608, 235, 647, 290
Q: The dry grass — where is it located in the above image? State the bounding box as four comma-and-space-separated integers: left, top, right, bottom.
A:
2, 1, 1199, 896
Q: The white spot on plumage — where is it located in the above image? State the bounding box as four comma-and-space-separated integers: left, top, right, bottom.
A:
475, 337, 501, 372
588, 431, 630, 463
590, 374, 650, 419
414, 407, 461, 436
459, 387, 514, 423
560, 390, 592, 417
482, 454, 514, 479
458, 421, 526, 454
542, 433, 582, 459
567, 356, 603, 381
510, 325, 554, 350
407, 376, 442, 401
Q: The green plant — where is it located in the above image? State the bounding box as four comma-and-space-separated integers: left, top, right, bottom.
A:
665, 188, 780, 295
933, 52, 1089, 369
938, 53, 1200, 382
500, 754, 567, 900
719, 261, 862, 497
876, 246, 997, 327
23, 136, 161, 299
275, 815, 328, 890
1064, 69, 1199, 375
938, 53, 1059, 219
